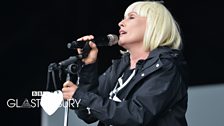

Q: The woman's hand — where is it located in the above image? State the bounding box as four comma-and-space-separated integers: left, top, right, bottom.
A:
77, 35, 98, 65
62, 81, 78, 100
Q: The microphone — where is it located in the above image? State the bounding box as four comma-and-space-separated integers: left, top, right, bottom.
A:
67, 34, 118, 49
58, 55, 82, 67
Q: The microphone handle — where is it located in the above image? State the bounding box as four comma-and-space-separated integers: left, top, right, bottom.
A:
67, 36, 109, 49
67, 41, 88, 49
81, 41, 91, 58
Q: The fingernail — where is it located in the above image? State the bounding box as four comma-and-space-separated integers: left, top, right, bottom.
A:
77, 38, 82, 41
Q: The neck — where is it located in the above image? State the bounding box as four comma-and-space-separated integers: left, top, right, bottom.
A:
128, 48, 149, 69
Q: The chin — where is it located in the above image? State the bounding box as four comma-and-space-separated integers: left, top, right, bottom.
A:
118, 41, 124, 46
118, 42, 128, 50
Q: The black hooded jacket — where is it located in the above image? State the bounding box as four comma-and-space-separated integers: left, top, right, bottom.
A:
73, 46, 188, 126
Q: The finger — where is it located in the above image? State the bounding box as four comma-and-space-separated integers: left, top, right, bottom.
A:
63, 94, 71, 100
62, 90, 74, 99
83, 35, 94, 41
89, 41, 97, 48
62, 87, 69, 92
63, 81, 73, 87
78, 35, 94, 41
77, 48, 83, 54
63, 92, 71, 96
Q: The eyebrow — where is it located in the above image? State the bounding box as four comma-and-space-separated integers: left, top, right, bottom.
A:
124, 12, 138, 19
127, 12, 137, 16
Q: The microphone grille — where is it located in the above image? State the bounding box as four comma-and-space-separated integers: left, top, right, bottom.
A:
107, 34, 118, 46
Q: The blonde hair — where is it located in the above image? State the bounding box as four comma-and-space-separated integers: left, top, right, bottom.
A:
124, 1, 182, 51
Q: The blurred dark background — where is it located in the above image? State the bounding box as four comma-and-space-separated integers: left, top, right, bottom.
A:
1, 0, 223, 126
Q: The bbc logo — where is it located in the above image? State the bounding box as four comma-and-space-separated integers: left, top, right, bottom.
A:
32, 91, 43, 96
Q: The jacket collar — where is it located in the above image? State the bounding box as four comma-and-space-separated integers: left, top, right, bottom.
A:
112, 46, 182, 74
148, 46, 175, 59
125, 47, 169, 71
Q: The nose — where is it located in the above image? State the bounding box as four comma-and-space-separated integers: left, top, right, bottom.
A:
118, 19, 125, 27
